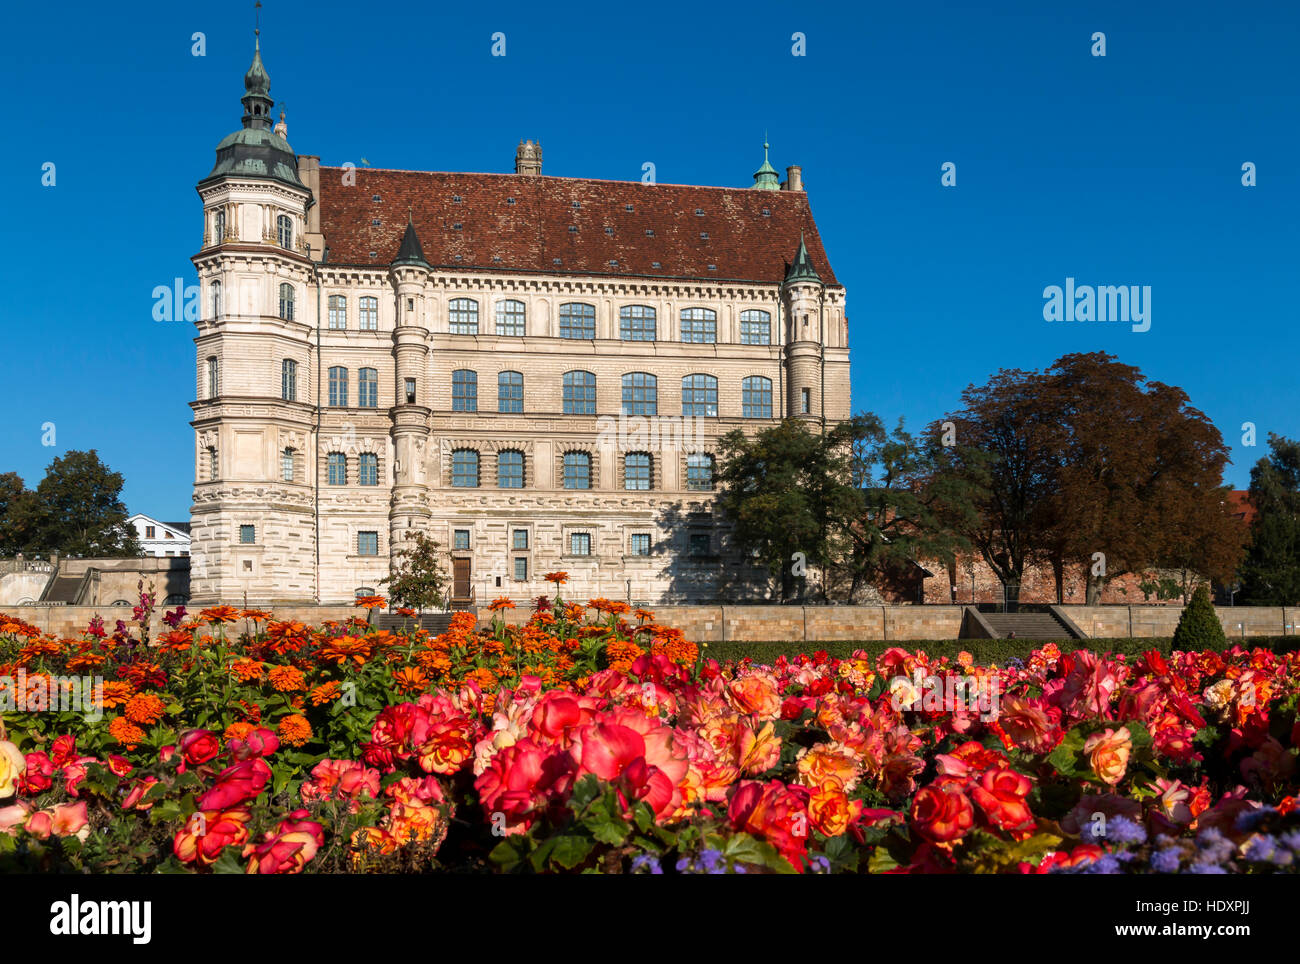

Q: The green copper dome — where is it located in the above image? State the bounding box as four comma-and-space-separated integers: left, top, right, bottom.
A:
783, 232, 823, 286
752, 140, 780, 191
199, 35, 305, 191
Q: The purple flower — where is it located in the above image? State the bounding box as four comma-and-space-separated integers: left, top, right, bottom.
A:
630, 854, 662, 874
1083, 854, 1122, 874
809, 855, 832, 874
1150, 848, 1182, 873
1187, 861, 1228, 874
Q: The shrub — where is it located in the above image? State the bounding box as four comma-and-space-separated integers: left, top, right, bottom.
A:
1171, 584, 1227, 650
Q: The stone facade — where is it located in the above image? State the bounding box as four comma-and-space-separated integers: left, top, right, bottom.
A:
189, 41, 850, 605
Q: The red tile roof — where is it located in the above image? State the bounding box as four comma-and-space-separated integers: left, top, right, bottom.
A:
316, 168, 839, 287
1226, 490, 1257, 527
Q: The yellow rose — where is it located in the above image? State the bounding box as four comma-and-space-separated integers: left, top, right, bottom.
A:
1083, 726, 1132, 786
0, 739, 25, 799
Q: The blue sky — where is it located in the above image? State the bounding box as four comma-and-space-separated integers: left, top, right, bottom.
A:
1, 0, 1295, 520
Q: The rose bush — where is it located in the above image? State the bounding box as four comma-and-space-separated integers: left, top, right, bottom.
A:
0, 580, 1297, 874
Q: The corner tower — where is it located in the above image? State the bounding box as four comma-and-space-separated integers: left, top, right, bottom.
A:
781, 233, 827, 429
388, 217, 433, 556
190, 31, 317, 604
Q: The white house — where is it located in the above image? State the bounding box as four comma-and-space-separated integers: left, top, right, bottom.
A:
128, 514, 192, 557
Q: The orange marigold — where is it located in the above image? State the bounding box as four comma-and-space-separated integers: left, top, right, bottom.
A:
267, 665, 307, 692
392, 667, 429, 695
488, 596, 516, 612
200, 605, 241, 624
307, 681, 342, 706
277, 713, 313, 747
108, 716, 147, 750
231, 659, 264, 683
224, 721, 256, 742
124, 692, 167, 726
543, 571, 569, 584
354, 595, 387, 611
100, 680, 134, 709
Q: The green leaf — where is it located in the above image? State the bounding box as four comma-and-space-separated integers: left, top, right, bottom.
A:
547, 834, 594, 871
211, 849, 245, 874
718, 832, 797, 874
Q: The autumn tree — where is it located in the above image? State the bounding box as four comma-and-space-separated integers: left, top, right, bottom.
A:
1239, 434, 1300, 605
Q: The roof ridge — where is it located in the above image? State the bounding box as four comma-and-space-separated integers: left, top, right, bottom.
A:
316, 166, 808, 195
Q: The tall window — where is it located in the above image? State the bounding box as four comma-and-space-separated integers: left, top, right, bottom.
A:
208, 446, 218, 481
451, 449, 479, 487
563, 371, 596, 415
359, 368, 379, 408
452, 370, 477, 411
498, 371, 523, 413
570, 532, 592, 556
213, 209, 225, 244
496, 300, 525, 336
514, 557, 528, 581
624, 453, 652, 490
619, 305, 656, 341
404, 378, 416, 404
209, 280, 222, 319
358, 531, 379, 556
512, 529, 529, 550
328, 452, 347, 485
621, 373, 657, 416
281, 447, 295, 482
498, 450, 524, 488
278, 283, 295, 321
742, 376, 773, 418
207, 357, 219, 399
559, 302, 596, 339
739, 309, 772, 345
563, 451, 591, 490
359, 452, 378, 486
328, 366, 348, 407
280, 359, 297, 401
686, 453, 715, 491
801, 387, 811, 414
328, 295, 347, 329
359, 296, 378, 330
681, 374, 718, 417
449, 298, 479, 335
277, 214, 293, 249
680, 307, 717, 344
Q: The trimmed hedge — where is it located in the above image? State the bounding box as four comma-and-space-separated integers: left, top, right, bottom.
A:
705, 635, 1300, 667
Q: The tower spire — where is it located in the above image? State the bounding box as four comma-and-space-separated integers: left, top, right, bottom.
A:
241, 4, 273, 130
752, 134, 780, 191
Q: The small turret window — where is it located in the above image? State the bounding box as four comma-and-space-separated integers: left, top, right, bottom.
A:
278, 284, 295, 321
282, 448, 295, 482
277, 215, 293, 249
209, 280, 222, 319
213, 210, 226, 244
281, 359, 297, 401
801, 388, 811, 414
207, 357, 219, 399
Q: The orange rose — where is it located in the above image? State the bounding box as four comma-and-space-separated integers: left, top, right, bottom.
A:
795, 743, 861, 792
1083, 726, 1132, 786
910, 780, 974, 846
808, 785, 857, 837
725, 672, 782, 720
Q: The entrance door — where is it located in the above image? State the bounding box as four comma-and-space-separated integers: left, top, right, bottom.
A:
452, 558, 471, 608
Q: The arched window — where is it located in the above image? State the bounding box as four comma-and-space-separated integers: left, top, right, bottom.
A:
281, 359, 297, 401
686, 453, 715, 491
452, 370, 477, 411
358, 296, 378, 330
559, 302, 596, 339
359, 452, 378, 486
277, 214, 293, 248
742, 376, 773, 418
208, 446, 219, 481
354, 586, 376, 600
212, 209, 226, 244
563, 451, 592, 489
207, 357, 219, 399
282, 447, 295, 482
498, 371, 523, 413
498, 450, 524, 488
328, 295, 347, 330
619, 305, 656, 341
278, 283, 295, 321
681, 374, 718, 417
209, 280, 222, 319
680, 307, 716, 344
449, 298, 479, 335
328, 452, 347, 485
496, 300, 525, 336
624, 452, 652, 490
451, 449, 479, 487
358, 368, 379, 408
739, 309, 772, 345
563, 371, 596, 415
622, 373, 657, 416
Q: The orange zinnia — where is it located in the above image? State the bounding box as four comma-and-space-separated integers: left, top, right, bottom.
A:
200, 605, 241, 625
543, 571, 569, 585
277, 713, 312, 747
488, 597, 515, 612
124, 693, 167, 726
354, 595, 387, 611
267, 665, 307, 692
108, 716, 147, 750
307, 680, 342, 706
392, 667, 429, 695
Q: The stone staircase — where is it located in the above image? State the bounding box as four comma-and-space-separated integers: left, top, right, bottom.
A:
977, 610, 1080, 640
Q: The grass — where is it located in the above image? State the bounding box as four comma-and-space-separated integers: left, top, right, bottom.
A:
704, 636, 1300, 667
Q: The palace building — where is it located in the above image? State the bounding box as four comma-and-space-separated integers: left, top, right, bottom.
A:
189, 37, 851, 606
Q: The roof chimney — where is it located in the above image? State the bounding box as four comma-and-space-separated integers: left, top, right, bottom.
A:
784, 165, 803, 191
515, 139, 542, 176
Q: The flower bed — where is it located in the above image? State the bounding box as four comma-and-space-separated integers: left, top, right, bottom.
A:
0, 578, 1297, 874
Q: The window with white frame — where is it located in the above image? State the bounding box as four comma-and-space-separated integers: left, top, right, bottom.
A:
621, 372, 657, 416
449, 298, 479, 335
680, 307, 716, 344
681, 374, 718, 417
281, 447, 295, 482
207, 357, 219, 399
495, 300, 525, 336
742, 376, 773, 418
739, 309, 772, 345
559, 302, 596, 339
358, 368, 378, 408
512, 529, 529, 550
629, 533, 651, 556
279, 283, 295, 321
452, 370, 477, 411
277, 214, 293, 249
359, 296, 379, 330
328, 295, 347, 329
281, 359, 297, 401
569, 532, 592, 556
619, 305, 656, 341
210, 280, 222, 319
328, 366, 348, 407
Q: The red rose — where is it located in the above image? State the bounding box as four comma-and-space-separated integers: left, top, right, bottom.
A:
49, 735, 77, 769
910, 781, 975, 846
728, 779, 812, 870
173, 808, 251, 865
970, 766, 1035, 833
180, 729, 221, 766
198, 758, 272, 810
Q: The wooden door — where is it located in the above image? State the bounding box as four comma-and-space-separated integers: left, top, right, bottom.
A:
452, 558, 471, 606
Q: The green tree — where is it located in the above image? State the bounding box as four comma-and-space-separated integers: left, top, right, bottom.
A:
0, 472, 40, 555
382, 531, 448, 612
1239, 434, 1300, 605
26, 451, 139, 556
716, 419, 855, 602
1171, 584, 1227, 649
